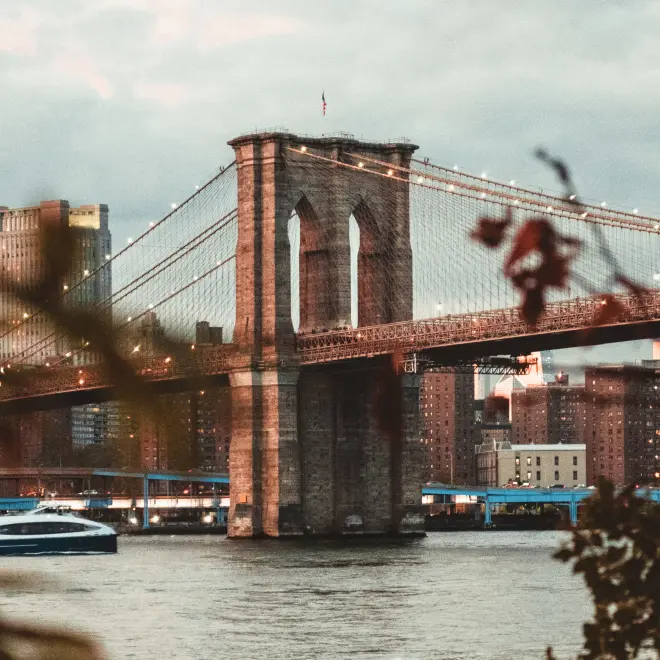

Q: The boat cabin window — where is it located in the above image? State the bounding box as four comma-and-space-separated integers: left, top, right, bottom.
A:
0, 522, 92, 535
30, 506, 72, 515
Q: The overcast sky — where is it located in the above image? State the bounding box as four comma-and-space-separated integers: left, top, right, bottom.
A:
1, 0, 658, 368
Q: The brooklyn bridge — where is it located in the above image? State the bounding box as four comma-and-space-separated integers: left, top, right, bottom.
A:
1, 130, 659, 537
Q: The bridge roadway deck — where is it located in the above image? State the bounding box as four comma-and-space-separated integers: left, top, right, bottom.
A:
0, 347, 239, 412
1, 293, 660, 412
296, 292, 660, 363
0, 467, 229, 484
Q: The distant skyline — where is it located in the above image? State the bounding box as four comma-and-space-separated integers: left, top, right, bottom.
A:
1, 0, 658, 367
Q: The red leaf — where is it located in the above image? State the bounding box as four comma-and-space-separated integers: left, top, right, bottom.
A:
520, 286, 545, 326
470, 208, 512, 248
502, 216, 580, 325
484, 395, 509, 421
536, 257, 571, 288
593, 295, 625, 326
504, 219, 555, 274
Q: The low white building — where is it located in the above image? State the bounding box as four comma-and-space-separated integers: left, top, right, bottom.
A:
476, 441, 586, 487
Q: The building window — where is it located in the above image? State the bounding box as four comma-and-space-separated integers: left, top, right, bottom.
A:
536, 456, 541, 466
536, 471, 541, 481
554, 456, 559, 466
554, 470, 560, 481
573, 456, 578, 466
526, 472, 532, 480
573, 471, 578, 481
526, 457, 532, 466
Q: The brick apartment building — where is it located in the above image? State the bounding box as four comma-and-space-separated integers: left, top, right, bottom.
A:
420, 371, 477, 484
584, 364, 660, 486
511, 375, 585, 445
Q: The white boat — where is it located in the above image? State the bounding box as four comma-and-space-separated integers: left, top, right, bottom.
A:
0, 507, 117, 555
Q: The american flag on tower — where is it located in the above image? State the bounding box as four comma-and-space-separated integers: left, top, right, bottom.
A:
321, 91, 326, 116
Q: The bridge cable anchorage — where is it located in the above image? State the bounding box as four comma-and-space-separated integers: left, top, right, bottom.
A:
288, 143, 660, 364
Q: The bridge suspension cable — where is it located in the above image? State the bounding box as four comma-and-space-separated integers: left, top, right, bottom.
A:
1, 162, 239, 367
7, 210, 238, 367
286, 145, 660, 320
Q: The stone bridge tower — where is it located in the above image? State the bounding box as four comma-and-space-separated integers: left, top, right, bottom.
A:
227, 131, 424, 537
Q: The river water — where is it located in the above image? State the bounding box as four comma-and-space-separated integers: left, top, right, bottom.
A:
0, 532, 591, 660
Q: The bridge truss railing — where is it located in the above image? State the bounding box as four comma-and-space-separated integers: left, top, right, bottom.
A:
296, 292, 660, 363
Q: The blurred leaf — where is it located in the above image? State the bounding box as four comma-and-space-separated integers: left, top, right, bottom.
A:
0, 620, 105, 660
591, 295, 625, 329
470, 208, 512, 248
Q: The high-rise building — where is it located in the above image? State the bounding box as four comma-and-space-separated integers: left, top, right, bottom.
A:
0, 201, 111, 362
474, 372, 496, 400
511, 375, 585, 445
420, 371, 477, 484
0, 200, 113, 460
196, 388, 231, 472
584, 365, 660, 487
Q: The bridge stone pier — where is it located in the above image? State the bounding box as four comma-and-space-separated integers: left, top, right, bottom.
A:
226, 131, 424, 537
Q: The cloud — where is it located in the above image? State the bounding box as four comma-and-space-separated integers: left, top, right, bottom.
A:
133, 82, 188, 105
149, 9, 302, 48
0, 0, 659, 365
0, 7, 42, 56
93, 0, 302, 48
54, 53, 115, 98
195, 13, 302, 49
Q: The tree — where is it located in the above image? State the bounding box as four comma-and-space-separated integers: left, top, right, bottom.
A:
548, 479, 660, 659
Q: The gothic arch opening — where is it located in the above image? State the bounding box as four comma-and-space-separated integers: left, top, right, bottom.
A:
288, 211, 300, 332
352, 199, 389, 326
289, 195, 337, 333
349, 215, 359, 328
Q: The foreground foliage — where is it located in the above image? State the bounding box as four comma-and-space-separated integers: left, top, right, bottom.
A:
0, 573, 105, 660
548, 479, 660, 659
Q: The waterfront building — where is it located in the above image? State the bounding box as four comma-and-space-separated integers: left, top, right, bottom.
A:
511, 375, 585, 445
420, 371, 477, 484
584, 364, 660, 487
0, 201, 111, 362
196, 388, 231, 472
0, 200, 113, 461
120, 314, 230, 472
475, 441, 586, 487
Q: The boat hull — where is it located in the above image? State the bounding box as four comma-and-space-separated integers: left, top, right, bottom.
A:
0, 534, 117, 556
